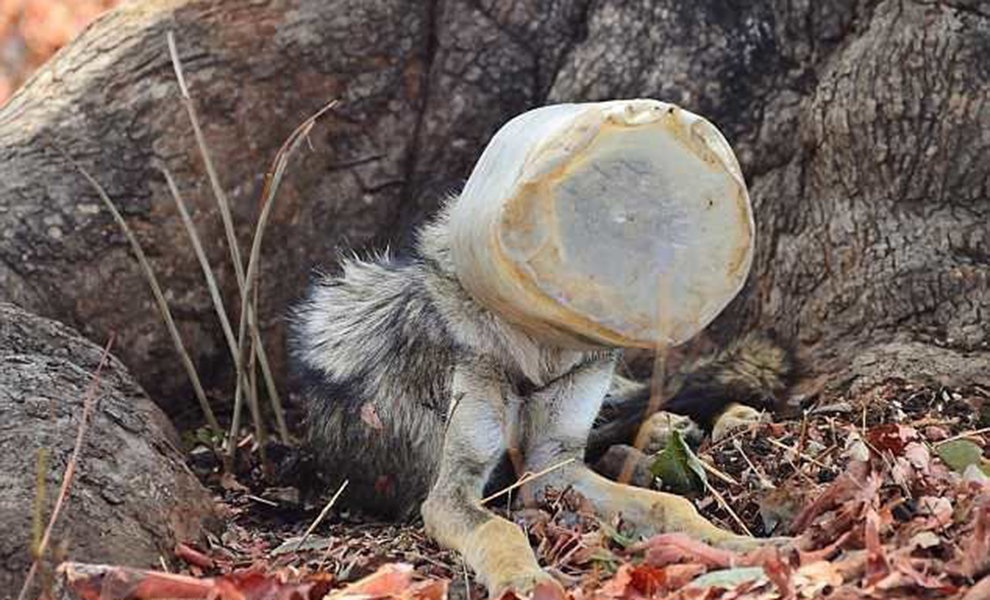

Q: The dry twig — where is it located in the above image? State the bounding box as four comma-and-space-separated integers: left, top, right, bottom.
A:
17, 336, 115, 600
295, 480, 350, 553
481, 458, 576, 505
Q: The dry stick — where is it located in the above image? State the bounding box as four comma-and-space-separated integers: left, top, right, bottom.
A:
703, 480, 753, 537
16, 336, 115, 600
67, 156, 221, 434
166, 31, 288, 445
480, 457, 576, 505
295, 480, 350, 553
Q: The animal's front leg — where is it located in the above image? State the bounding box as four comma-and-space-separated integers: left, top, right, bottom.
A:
520, 355, 757, 549
421, 364, 560, 598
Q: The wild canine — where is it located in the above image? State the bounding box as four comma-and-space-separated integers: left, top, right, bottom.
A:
288, 204, 789, 596
289, 101, 790, 596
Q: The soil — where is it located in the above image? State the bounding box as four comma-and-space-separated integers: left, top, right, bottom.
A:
60, 380, 988, 600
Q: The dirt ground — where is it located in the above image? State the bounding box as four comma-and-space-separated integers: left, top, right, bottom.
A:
59, 380, 990, 600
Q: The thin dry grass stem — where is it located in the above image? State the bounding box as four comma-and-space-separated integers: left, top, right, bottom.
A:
697, 457, 740, 487
620, 273, 680, 485
246, 328, 271, 472
165, 31, 278, 448
162, 163, 272, 467
253, 324, 287, 441
731, 438, 774, 489
159, 164, 246, 382
17, 335, 115, 600
227, 373, 247, 466
703, 480, 753, 537
462, 560, 473, 600
295, 480, 350, 553
934, 426, 990, 447
66, 154, 221, 434
766, 437, 835, 471
233, 97, 338, 443
31, 449, 48, 557
480, 457, 576, 505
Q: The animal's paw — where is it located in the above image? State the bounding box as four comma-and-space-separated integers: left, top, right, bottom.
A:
491, 570, 565, 600
711, 403, 769, 442
594, 444, 654, 488
639, 411, 704, 454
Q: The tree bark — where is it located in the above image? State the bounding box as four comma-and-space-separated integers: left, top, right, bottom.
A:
0, 0, 986, 413
0, 302, 217, 595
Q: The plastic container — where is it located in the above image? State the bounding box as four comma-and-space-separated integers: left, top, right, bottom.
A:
449, 99, 754, 349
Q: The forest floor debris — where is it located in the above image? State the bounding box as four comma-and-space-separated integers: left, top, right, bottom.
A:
58, 381, 990, 600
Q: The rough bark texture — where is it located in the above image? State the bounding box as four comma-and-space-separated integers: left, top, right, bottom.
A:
0, 0, 986, 413
0, 302, 217, 597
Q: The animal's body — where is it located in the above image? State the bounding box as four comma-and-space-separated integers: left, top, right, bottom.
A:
289, 200, 789, 596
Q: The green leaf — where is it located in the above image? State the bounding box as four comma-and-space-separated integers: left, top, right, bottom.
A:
936, 440, 987, 474
271, 535, 335, 555
597, 519, 637, 549
649, 430, 708, 495
688, 567, 768, 590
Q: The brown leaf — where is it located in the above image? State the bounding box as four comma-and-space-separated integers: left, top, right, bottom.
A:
60, 562, 211, 599
917, 496, 953, 528
877, 555, 955, 594
792, 561, 842, 598
964, 574, 990, 600
598, 563, 635, 599
791, 460, 884, 536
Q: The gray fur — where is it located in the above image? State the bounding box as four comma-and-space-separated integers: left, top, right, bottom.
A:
289, 193, 794, 594
288, 196, 791, 522
288, 199, 613, 518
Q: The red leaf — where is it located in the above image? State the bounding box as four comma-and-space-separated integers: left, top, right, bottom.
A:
328, 563, 414, 598
866, 424, 918, 455
175, 542, 215, 570
598, 564, 635, 599
58, 562, 334, 600
631, 533, 738, 569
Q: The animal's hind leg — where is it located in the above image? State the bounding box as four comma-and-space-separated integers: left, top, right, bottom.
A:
520, 356, 758, 549
421, 364, 559, 597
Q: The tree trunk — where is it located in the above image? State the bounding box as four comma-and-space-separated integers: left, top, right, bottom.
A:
0, 0, 985, 413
